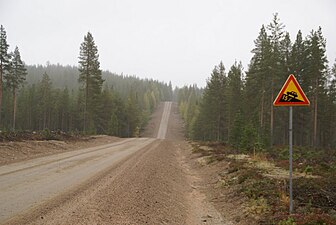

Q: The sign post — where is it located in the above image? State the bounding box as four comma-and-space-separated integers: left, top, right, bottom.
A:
273, 74, 310, 214
289, 106, 293, 213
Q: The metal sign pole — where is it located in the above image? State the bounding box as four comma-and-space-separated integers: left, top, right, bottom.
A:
289, 106, 293, 214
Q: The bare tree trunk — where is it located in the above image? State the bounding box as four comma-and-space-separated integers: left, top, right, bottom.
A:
260, 89, 265, 146
43, 110, 47, 130
300, 112, 304, 146
84, 69, 89, 134
48, 109, 51, 130
12, 88, 16, 130
270, 92, 274, 146
217, 113, 220, 141
0, 64, 3, 127
260, 89, 264, 128
61, 110, 64, 131
313, 78, 318, 148
270, 75, 274, 147
227, 113, 230, 143
84, 81, 88, 134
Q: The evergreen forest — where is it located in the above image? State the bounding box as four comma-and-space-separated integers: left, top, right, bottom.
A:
1, 13, 335, 149
177, 14, 336, 150
0, 28, 172, 137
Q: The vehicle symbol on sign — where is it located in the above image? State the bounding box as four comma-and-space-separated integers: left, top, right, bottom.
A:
287, 91, 297, 98
280, 91, 302, 102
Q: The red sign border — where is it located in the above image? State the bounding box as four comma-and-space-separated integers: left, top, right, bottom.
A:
273, 74, 310, 106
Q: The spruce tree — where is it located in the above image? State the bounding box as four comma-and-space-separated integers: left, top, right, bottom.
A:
38, 72, 52, 130
305, 27, 328, 147
327, 62, 336, 147
281, 32, 292, 74
267, 13, 285, 146
78, 32, 104, 133
0, 25, 10, 126
245, 25, 272, 146
290, 31, 307, 82
5, 46, 27, 130
194, 62, 227, 141
227, 61, 243, 145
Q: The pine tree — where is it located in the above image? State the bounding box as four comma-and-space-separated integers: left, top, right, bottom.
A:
227, 61, 244, 145
267, 13, 286, 146
4, 46, 27, 130
78, 32, 104, 133
56, 87, 70, 131
245, 25, 272, 146
0, 25, 10, 126
230, 109, 243, 150
281, 32, 292, 74
326, 62, 336, 147
38, 72, 52, 130
290, 30, 307, 77
194, 62, 227, 141
125, 90, 140, 137
305, 27, 328, 147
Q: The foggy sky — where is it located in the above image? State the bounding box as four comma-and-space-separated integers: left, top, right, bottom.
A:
1, 0, 335, 87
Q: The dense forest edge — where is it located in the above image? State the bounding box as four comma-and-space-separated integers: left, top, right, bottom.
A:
1, 63, 173, 137
176, 14, 336, 224
0, 26, 173, 138
177, 14, 336, 149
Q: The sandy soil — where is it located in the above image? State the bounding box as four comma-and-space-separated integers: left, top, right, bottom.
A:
187, 153, 252, 225
1, 102, 237, 225
0, 136, 121, 166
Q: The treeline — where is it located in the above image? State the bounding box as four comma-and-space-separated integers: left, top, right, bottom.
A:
6, 67, 172, 136
0, 26, 172, 136
177, 14, 336, 149
25, 64, 172, 102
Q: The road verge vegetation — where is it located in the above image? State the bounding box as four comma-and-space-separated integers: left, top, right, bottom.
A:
191, 142, 336, 224
0, 133, 120, 166
0, 130, 84, 142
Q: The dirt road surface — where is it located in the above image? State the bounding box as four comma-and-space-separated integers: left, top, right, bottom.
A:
1, 102, 229, 225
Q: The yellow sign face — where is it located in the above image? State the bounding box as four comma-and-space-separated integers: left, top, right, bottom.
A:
273, 74, 310, 106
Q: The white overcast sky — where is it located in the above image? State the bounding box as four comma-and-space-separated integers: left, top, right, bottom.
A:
1, 0, 335, 87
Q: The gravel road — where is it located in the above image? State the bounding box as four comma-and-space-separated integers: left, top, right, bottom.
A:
1, 102, 226, 225
0, 138, 155, 223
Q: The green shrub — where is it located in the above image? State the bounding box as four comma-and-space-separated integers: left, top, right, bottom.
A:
279, 217, 296, 225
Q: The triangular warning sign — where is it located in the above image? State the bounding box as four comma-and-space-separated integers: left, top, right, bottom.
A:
273, 74, 310, 106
